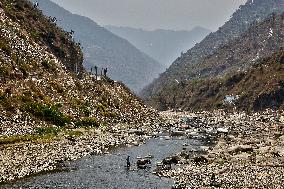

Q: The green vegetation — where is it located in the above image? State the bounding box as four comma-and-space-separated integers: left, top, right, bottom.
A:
0, 127, 83, 145
102, 111, 117, 118
0, 127, 60, 145
50, 81, 64, 94
42, 59, 56, 70
0, 96, 16, 112
24, 102, 71, 126
0, 38, 12, 55
147, 51, 284, 111
96, 103, 107, 113
2, 0, 83, 74
79, 105, 91, 117
75, 117, 99, 128
19, 63, 30, 77
0, 66, 9, 76
65, 130, 83, 137
0, 134, 42, 145
30, 31, 40, 41
35, 126, 62, 136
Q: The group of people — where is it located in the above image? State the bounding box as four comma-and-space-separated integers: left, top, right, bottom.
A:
90, 66, 108, 77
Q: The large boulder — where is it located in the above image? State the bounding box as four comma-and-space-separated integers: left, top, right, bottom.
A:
228, 145, 253, 154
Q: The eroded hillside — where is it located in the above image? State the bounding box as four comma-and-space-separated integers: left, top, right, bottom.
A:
0, 0, 158, 136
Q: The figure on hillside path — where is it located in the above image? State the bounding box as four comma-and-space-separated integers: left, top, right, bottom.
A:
34, 2, 39, 8
104, 68, 108, 77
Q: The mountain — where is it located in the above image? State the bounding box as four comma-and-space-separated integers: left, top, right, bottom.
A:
30, 0, 165, 93
142, 0, 284, 110
105, 26, 211, 67
149, 49, 284, 111
0, 0, 158, 136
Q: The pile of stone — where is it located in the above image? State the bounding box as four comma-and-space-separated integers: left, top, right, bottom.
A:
159, 110, 284, 188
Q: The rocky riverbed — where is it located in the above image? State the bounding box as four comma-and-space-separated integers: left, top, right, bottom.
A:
158, 110, 284, 188
2, 109, 284, 188
0, 122, 167, 183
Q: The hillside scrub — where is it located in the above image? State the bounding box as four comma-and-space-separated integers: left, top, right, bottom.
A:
0, 0, 159, 139
148, 51, 284, 112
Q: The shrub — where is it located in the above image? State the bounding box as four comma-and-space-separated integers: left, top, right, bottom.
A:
0, 127, 62, 145
42, 59, 55, 70
79, 105, 91, 117
35, 127, 61, 136
0, 66, 8, 76
96, 103, 106, 113
102, 111, 117, 118
0, 39, 12, 55
24, 102, 71, 126
50, 81, 64, 93
30, 31, 40, 41
66, 130, 83, 137
0, 134, 36, 145
19, 63, 29, 77
0, 96, 15, 112
75, 118, 99, 128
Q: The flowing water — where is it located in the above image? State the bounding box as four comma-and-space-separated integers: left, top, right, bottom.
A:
1, 134, 214, 189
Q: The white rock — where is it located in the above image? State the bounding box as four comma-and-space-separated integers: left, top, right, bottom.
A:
217, 128, 229, 134
280, 116, 284, 123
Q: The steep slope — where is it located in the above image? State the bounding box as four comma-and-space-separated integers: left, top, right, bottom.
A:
105, 26, 211, 67
144, 13, 284, 110
30, 0, 165, 93
149, 50, 284, 111
142, 0, 284, 102
0, 0, 158, 136
181, 13, 284, 79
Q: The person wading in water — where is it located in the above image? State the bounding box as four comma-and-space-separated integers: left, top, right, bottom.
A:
126, 156, 131, 168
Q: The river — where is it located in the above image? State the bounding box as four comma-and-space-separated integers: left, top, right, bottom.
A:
1, 133, 214, 189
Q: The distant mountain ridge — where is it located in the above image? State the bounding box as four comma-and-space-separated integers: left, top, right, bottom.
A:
30, 0, 165, 92
141, 0, 284, 103
182, 13, 284, 79
105, 26, 210, 67
142, 0, 284, 110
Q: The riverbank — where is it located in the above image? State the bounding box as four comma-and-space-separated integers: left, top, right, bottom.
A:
2, 110, 284, 188
158, 110, 284, 188
0, 122, 165, 183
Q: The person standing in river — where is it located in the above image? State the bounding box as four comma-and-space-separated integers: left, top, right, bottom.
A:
126, 156, 131, 168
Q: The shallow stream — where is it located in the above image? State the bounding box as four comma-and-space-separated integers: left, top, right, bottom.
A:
1, 134, 214, 189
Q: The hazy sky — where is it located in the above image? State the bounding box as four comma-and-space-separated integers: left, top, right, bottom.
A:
50, 0, 247, 31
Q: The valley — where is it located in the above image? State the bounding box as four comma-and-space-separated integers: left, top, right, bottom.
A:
0, 0, 283, 188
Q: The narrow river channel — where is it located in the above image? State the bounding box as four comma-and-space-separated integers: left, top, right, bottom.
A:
1, 134, 214, 189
